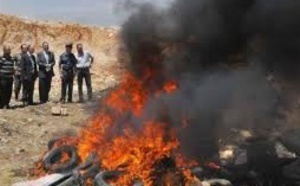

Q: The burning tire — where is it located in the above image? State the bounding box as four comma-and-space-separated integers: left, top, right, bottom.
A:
43, 145, 79, 173
94, 171, 122, 186
47, 138, 60, 150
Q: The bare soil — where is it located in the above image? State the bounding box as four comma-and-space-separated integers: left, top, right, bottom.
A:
0, 67, 123, 185
0, 13, 124, 185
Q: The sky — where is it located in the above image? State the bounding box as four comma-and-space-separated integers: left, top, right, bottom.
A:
0, 0, 172, 26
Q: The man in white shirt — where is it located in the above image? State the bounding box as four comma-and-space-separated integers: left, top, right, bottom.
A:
76, 43, 94, 102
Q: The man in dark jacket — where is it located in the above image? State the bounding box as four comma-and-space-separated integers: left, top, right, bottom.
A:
20, 45, 38, 106
14, 44, 27, 101
0, 46, 16, 109
59, 42, 77, 103
37, 42, 55, 103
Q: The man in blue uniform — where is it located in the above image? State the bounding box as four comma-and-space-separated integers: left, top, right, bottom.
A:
59, 42, 77, 103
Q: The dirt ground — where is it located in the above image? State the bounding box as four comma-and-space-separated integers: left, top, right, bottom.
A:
0, 31, 123, 186
0, 13, 127, 185
0, 102, 89, 184
0, 64, 124, 185
0, 63, 125, 186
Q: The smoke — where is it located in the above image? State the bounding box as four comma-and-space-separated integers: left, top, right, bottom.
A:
120, 0, 300, 161
122, 0, 300, 77
248, 0, 300, 79
140, 65, 278, 160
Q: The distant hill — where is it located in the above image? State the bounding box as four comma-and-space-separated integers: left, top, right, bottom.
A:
0, 13, 123, 99
0, 13, 119, 58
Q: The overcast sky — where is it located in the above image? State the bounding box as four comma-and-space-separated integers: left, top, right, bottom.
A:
0, 0, 172, 26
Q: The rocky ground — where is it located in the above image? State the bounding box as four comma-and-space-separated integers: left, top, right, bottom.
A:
0, 66, 123, 185
0, 13, 125, 185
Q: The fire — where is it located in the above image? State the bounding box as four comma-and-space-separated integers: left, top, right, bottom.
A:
103, 73, 149, 116
101, 122, 179, 185
163, 81, 178, 94
36, 70, 197, 185
75, 72, 197, 185
53, 152, 71, 166
51, 136, 78, 149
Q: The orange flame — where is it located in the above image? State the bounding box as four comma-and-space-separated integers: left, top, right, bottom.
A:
37, 72, 197, 185
54, 152, 71, 166
77, 73, 197, 185
101, 122, 180, 185
163, 81, 178, 94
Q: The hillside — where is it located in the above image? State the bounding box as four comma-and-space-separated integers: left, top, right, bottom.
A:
0, 13, 123, 185
0, 13, 119, 55
0, 13, 124, 100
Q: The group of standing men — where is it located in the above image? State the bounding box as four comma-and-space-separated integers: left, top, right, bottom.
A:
0, 42, 94, 109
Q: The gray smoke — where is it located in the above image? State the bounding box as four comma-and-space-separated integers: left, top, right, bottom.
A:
122, 0, 300, 77
119, 0, 300, 161
140, 65, 278, 160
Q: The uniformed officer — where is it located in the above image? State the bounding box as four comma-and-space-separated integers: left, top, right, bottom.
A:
59, 42, 77, 103
14, 44, 27, 101
0, 46, 16, 109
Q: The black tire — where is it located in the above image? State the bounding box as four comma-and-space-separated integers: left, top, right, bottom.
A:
47, 138, 59, 150
81, 163, 101, 179
94, 171, 122, 186
43, 145, 79, 173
